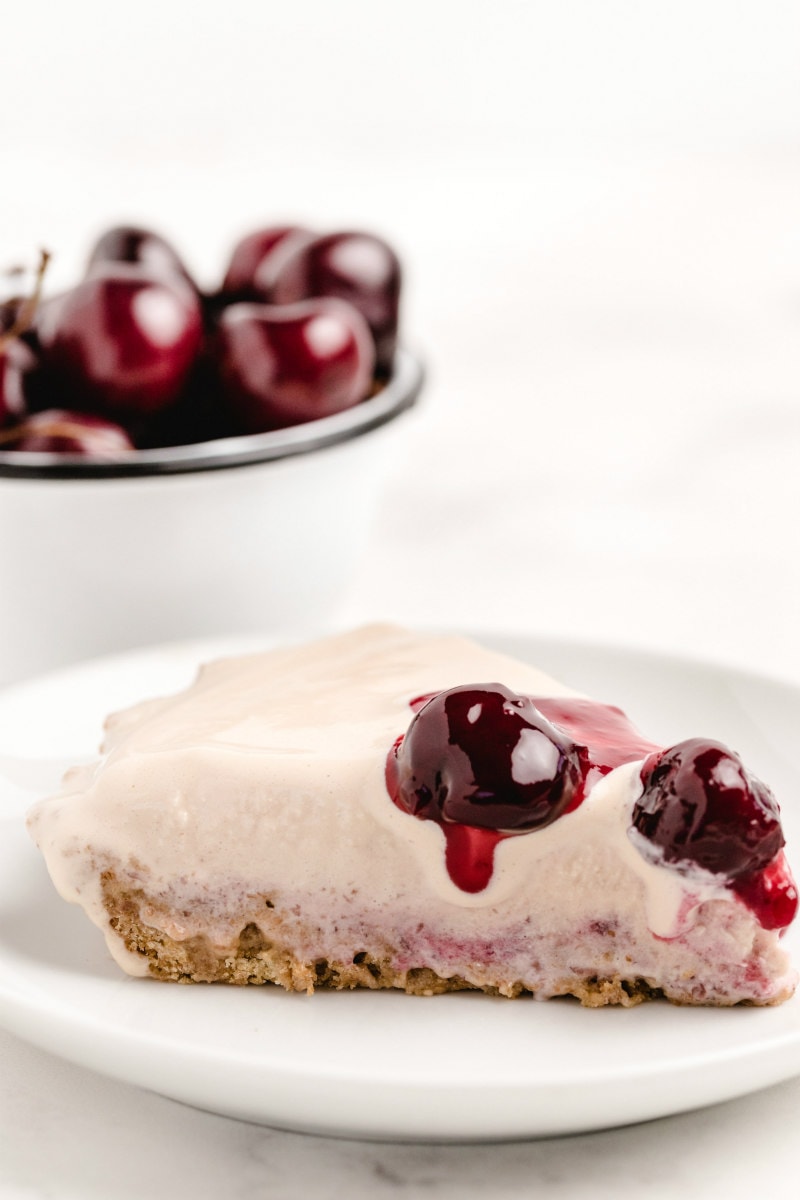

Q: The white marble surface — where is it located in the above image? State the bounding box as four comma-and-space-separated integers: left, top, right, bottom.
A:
3, 1, 800, 1193
1, 1025, 799, 1199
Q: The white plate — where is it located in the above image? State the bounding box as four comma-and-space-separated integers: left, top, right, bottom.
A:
1, 632, 800, 1142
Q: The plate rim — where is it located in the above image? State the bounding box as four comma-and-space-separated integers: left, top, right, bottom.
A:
1, 628, 800, 1138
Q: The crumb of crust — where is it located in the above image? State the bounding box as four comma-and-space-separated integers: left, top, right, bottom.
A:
552, 975, 663, 1008
99, 873, 788, 1007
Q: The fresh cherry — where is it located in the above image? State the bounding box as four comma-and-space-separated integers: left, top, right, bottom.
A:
86, 225, 196, 290
1, 223, 404, 455
267, 231, 401, 375
221, 226, 314, 299
37, 264, 203, 417
0, 408, 133, 455
216, 297, 375, 432
632, 738, 784, 878
393, 684, 585, 832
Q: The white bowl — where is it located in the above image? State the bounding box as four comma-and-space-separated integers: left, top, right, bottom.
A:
0, 349, 423, 686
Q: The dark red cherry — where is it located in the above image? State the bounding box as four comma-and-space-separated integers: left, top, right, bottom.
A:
393, 684, 585, 832
86, 225, 196, 290
216, 297, 375, 432
0, 408, 133, 456
268, 231, 401, 375
632, 738, 784, 878
37, 265, 203, 417
221, 226, 314, 299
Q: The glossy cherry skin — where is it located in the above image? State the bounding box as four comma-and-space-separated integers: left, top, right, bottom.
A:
37, 265, 203, 417
86, 225, 196, 290
216, 297, 375, 432
393, 684, 585, 832
0, 408, 134, 455
632, 738, 784, 878
221, 226, 314, 299
267, 231, 401, 375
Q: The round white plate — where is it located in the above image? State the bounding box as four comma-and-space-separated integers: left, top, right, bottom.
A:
1, 632, 799, 1142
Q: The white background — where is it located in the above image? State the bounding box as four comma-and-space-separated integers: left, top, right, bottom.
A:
4, 0, 799, 679
2, 2, 800, 1195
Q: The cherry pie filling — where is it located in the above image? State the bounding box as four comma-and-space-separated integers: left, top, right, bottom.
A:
386, 684, 798, 931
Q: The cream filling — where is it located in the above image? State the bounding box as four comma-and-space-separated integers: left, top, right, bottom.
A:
26, 624, 792, 994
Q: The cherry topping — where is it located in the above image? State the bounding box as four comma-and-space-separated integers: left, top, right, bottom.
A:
393, 684, 584, 833
37, 265, 203, 417
0, 408, 133, 456
632, 738, 785, 879
389, 691, 795, 923
216, 297, 375, 432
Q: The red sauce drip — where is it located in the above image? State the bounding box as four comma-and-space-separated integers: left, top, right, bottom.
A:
443, 824, 505, 894
731, 851, 798, 931
386, 727, 509, 893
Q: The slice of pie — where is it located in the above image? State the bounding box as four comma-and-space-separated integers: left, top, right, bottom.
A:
28, 624, 798, 1006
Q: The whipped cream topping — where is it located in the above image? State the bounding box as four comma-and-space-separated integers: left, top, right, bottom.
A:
27, 624, 796, 998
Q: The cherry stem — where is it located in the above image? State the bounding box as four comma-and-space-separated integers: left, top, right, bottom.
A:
0, 248, 51, 349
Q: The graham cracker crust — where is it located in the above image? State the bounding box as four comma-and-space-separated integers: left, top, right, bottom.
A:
100, 872, 785, 1007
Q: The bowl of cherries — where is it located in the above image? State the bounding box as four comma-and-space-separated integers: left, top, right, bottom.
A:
0, 223, 423, 684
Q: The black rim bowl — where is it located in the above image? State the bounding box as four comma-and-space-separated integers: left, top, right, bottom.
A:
0, 348, 424, 480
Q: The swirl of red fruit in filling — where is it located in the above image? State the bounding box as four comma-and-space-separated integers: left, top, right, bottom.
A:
385, 685, 797, 930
